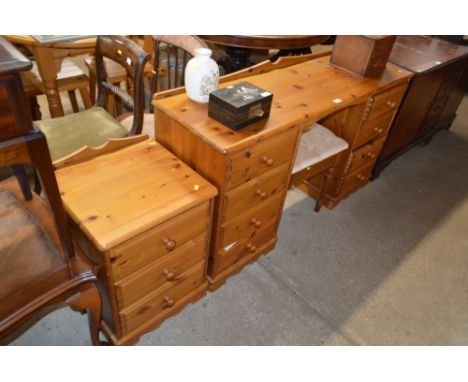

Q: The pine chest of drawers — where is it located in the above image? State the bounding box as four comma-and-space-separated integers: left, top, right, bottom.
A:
55, 139, 217, 345
153, 56, 412, 288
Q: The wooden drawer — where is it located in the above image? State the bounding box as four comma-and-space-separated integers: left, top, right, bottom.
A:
227, 128, 297, 190
120, 262, 205, 334
114, 234, 207, 309
110, 202, 210, 282
354, 109, 394, 148
221, 192, 283, 248
348, 135, 387, 174
224, 162, 290, 221
365, 84, 407, 122
340, 161, 375, 198
213, 223, 277, 275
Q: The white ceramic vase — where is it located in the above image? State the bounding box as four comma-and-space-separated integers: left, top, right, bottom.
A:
184, 48, 219, 104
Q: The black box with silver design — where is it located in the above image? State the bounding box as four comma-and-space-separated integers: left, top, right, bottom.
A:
208, 81, 273, 130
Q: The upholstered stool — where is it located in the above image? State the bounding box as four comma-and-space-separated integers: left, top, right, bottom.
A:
290, 123, 348, 212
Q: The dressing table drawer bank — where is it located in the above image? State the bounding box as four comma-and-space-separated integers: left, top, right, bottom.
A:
56, 139, 217, 345
153, 56, 412, 289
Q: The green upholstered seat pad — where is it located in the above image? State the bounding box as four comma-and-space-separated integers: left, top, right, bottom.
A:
35, 106, 129, 161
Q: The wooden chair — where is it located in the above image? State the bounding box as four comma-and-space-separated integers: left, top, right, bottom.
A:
289, 123, 348, 212
119, 35, 209, 138
83, 36, 160, 106
34, 35, 149, 163
0, 37, 104, 345
21, 59, 93, 120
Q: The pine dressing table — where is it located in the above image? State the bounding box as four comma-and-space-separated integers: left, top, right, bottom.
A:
153, 56, 413, 289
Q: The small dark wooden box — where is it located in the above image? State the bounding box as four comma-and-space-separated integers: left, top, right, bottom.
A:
208, 82, 273, 130
330, 35, 396, 76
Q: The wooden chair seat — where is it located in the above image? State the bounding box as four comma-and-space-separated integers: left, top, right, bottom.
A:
0, 182, 64, 301
20, 59, 92, 116
35, 106, 129, 161
0, 178, 101, 344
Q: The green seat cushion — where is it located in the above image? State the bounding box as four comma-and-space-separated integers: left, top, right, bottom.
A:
35, 106, 129, 161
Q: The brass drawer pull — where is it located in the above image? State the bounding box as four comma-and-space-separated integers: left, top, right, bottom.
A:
246, 243, 257, 253
163, 268, 176, 281
163, 296, 175, 309
356, 174, 366, 181
365, 152, 376, 160
386, 100, 396, 108
255, 189, 268, 200
162, 237, 176, 251
373, 127, 384, 134
261, 156, 274, 167
250, 218, 262, 228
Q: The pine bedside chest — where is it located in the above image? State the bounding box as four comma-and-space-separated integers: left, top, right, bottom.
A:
55, 137, 217, 345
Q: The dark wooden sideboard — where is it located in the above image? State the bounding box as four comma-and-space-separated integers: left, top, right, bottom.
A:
373, 36, 468, 177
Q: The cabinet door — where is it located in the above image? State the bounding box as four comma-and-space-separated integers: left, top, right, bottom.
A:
437, 60, 468, 126
379, 70, 445, 161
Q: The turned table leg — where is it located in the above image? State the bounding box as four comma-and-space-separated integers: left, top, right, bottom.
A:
31, 46, 65, 118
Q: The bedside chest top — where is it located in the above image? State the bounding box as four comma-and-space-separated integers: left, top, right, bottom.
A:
56, 139, 218, 251
389, 36, 468, 73
153, 56, 412, 154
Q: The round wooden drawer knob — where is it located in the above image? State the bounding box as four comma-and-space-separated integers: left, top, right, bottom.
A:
255, 189, 267, 200
246, 243, 257, 253
365, 152, 376, 160
356, 174, 366, 181
386, 101, 396, 108
162, 237, 176, 251
261, 156, 274, 167
163, 296, 175, 308
373, 127, 384, 134
250, 218, 262, 228
163, 268, 176, 281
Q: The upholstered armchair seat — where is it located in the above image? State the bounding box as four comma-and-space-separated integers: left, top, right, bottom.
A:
35, 106, 129, 161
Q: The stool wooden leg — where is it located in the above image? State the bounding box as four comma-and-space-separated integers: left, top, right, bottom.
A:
315, 167, 334, 213
67, 284, 104, 346
78, 86, 93, 109
68, 90, 79, 113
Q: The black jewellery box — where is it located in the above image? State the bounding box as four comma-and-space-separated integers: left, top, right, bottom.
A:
208, 82, 273, 131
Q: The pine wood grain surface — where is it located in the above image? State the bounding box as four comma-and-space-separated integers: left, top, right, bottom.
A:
56, 139, 217, 251
153, 57, 413, 154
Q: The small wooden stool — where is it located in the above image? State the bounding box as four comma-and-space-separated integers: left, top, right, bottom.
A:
290, 123, 348, 212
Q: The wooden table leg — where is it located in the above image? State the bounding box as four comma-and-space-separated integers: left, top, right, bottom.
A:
31, 46, 65, 118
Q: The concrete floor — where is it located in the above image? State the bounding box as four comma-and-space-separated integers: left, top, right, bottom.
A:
8, 91, 468, 345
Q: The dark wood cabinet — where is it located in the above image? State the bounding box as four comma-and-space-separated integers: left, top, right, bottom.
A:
374, 36, 468, 177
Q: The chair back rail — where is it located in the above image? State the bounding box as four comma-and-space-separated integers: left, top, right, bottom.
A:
95, 35, 149, 135
151, 35, 208, 93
